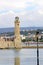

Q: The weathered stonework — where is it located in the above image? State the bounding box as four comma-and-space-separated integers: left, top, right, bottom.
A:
0, 17, 22, 49
14, 17, 22, 48
0, 38, 14, 48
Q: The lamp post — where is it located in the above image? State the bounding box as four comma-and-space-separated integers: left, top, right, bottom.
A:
36, 31, 39, 65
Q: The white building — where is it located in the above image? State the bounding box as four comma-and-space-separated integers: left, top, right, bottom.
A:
20, 35, 26, 40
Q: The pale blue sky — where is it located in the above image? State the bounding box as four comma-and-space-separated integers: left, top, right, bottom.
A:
0, 0, 43, 28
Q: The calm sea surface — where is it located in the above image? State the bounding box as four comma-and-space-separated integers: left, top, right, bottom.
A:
0, 49, 43, 65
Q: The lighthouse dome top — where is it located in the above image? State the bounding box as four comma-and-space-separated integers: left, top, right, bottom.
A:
15, 16, 19, 20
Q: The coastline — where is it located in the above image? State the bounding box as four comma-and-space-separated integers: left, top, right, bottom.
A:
0, 46, 43, 49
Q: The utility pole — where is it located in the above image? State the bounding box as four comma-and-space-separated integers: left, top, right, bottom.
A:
36, 31, 39, 65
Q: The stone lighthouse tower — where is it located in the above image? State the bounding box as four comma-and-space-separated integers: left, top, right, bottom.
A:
14, 17, 21, 48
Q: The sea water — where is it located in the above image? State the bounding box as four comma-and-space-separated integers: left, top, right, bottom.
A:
0, 49, 43, 65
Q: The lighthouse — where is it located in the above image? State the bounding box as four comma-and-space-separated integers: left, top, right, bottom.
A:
14, 17, 22, 48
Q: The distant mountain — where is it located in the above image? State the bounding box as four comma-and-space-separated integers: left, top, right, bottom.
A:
0, 27, 43, 33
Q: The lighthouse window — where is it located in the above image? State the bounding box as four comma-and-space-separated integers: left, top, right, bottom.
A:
17, 23, 19, 25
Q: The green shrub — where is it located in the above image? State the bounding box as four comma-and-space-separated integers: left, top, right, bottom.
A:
39, 39, 43, 42
22, 39, 26, 42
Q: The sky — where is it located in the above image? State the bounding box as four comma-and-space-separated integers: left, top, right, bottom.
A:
0, 0, 43, 28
